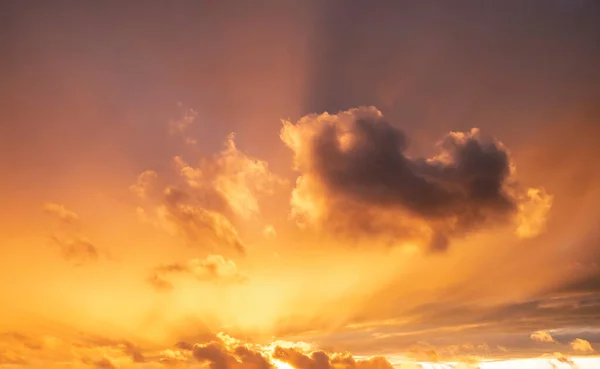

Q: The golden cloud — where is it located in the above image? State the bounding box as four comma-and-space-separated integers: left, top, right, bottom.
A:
132, 133, 283, 253
530, 331, 556, 343
148, 254, 248, 291
570, 338, 594, 353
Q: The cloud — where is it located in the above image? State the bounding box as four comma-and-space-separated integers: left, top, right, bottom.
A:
169, 103, 199, 145
148, 254, 248, 291
43, 203, 102, 265
133, 133, 283, 253
129, 170, 159, 200
157, 348, 191, 366
81, 356, 117, 369
570, 338, 594, 353
49, 235, 99, 265
281, 106, 552, 251
169, 333, 398, 369
531, 330, 556, 343
43, 203, 81, 224
552, 352, 579, 369
192, 340, 273, 369
272, 346, 395, 369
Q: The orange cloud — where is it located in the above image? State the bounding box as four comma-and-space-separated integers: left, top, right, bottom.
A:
42, 203, 103, 265
132, 132, 283, 253
148, 254, 248, 291
570, 338, 594, 353
531, 331, 556, 343
43, 203, 81, 225
281, 107, 552, 251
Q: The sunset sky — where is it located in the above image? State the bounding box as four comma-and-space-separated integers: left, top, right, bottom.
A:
1, 1, 600, 368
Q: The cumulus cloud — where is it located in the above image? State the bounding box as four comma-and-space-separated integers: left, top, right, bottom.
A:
281, 106, 552, 251
531, 330, 556, 343
570, 338, 594, 353
156, 332, 399, 369
157, 348, 192, 366
273, 346, 395, 369
148, 254, 248, 291
192, 339, 273, 369
132, 133, 283, 253
185, 333, 397, 369
43, 203, 102, 265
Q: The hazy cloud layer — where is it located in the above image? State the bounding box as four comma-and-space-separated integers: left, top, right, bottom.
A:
281, 107, 552, 251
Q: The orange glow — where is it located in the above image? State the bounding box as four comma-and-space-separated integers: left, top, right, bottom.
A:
1, 1, 600, 368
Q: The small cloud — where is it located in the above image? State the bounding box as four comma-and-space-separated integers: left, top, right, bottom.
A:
531, 330, 556, 343
149, 254, 248, 291
43, 203, 103, 265
50, 235, 99, 265
570, 338, 594, 353
169, 104, 199, 145
43, 203, 81, 224
130, 170, 159, 200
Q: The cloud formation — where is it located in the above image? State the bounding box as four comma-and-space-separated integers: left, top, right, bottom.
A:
281, 106, 552, 251
43, 203, 81, 224
43, 203, 102, 265
531, 331, 556, 343
148, 254, 247, 291
133, 133, 282, 254
182, 333, 398, 369
571, 338, 594, 353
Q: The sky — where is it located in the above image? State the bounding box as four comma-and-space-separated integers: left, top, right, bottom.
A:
1, 1, 600, 368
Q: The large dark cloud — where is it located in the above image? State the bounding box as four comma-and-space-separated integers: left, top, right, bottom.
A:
281, 107, 551, 250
